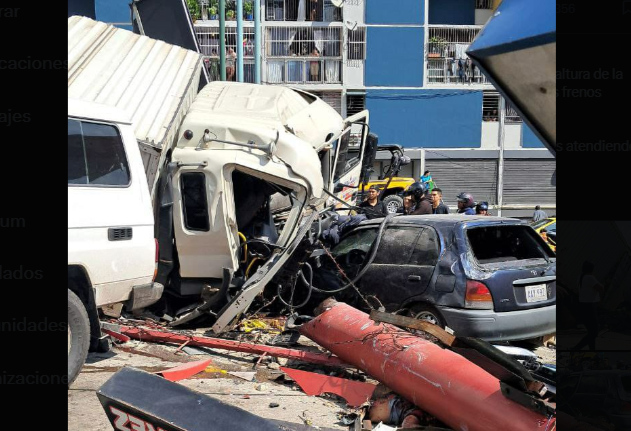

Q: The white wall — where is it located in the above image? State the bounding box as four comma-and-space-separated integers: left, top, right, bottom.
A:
343, 61, 364, 87
481, 122, 523, 149
475, 9, 493, 26
343, 1, 365, 24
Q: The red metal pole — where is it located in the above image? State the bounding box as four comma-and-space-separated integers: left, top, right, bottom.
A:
300, 302, 555, 431
119, 325, 346, 367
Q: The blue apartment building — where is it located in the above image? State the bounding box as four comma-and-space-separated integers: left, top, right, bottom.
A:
84, 0, 556, 218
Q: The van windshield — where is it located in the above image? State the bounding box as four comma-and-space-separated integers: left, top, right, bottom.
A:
466, 225, 554, 266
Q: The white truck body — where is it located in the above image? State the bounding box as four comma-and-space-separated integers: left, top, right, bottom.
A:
67, 17, 373, 333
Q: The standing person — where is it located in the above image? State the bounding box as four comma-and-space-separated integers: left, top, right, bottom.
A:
358, 186, 388, 219
209, 49, 220, 81
420, 170, 435, 194
475, 201, 490, 216
456, 192, 476, 215
403, 182, 432, 215
310, 48, 320, 82
532, 205, 548, 222
226, 47, 237, 82
573, 261, 606, 351
430, 188, 449, 214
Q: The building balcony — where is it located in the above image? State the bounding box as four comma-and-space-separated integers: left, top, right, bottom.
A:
265, 0, 342, 22
265, 57, 341, 84
426, 25, 492, 86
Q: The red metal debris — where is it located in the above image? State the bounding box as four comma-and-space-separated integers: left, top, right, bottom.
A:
102, 328, 131, 343
157, 359, 213, 382
280, 367, 376, 407
300, 301, 556, 431
119, 325, 346, 367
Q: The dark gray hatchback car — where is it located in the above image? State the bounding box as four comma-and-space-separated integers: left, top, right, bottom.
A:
311, 215, 556, 342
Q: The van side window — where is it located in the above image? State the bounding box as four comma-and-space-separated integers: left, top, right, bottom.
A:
181, 172, 210, 231
67, 119, 130, 186
68, 119, 88, 184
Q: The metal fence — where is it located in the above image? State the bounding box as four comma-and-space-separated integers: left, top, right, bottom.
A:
265, 0, 342, 21
265, 58, 341, 84
426, 26, 490, 85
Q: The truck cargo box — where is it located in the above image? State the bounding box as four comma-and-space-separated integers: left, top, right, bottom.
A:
68, 16, 204, 194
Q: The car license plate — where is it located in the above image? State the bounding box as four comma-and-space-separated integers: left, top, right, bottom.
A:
525, 284, 547, 303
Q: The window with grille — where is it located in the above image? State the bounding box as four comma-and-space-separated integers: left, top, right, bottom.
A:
194, 26, 256, 57
347, 28, 366, 60
194, 25, 257, 83
427, 26, 489, 85
265, 26, 341, 57
483, 91, 499, 122
265, 26, 342, 84
482, 91, 522, 123
265, 0, 342, 22
346, 94, 365, 117
504, 101, 522, 123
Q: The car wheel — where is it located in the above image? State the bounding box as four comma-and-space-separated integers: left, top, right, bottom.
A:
383, 195, 403, 214
411, 303, 446, 328
68, 289, 90, 387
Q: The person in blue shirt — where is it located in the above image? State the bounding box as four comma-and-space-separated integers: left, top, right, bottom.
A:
456, 192, 476, 215
420, 170, 434, 193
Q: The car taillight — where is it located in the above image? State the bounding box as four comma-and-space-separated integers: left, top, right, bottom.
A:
153, 239, 159, 281
465, 280, 493, 309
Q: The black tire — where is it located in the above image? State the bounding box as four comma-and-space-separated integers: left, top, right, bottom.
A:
410, 303, 446, 328
68, 289, 90, 387
383, 195, 403, 214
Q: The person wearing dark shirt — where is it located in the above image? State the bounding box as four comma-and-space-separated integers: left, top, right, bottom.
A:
430, 188, 449, 214
404, 182, 432, 215
456, 192, 476, 215
358, 186, 388, 219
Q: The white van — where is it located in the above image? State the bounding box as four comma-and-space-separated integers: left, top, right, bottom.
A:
68, 99, 163, 385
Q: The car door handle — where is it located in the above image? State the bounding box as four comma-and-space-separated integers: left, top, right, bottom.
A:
408, 275, 422, 282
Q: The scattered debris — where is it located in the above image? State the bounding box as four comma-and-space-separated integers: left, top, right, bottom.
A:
301, 299, 556, 431
267, 361, 281, 370
281, 367, 376, 407
228, 371, 257, 382
101, 328, 131, 344
119, 325, 347, 367
238, 317, 285, 334
157, 359, 213, 382
269, 402, 280, 408
255, 383, 267, 391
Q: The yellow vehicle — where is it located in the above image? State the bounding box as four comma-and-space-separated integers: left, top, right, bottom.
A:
531, 217, 556, 251
360, 145, 414, 214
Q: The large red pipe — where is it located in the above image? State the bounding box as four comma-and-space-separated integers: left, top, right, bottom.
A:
300, 301, 555, 431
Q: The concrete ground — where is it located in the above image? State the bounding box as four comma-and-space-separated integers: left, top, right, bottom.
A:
68, 339, 353, 431
68, 331, 556, 431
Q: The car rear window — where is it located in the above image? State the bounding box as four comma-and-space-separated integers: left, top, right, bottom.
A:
466, 225, 553, 266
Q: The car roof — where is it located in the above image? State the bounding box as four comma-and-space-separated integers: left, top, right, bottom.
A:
359, 214, 524, 229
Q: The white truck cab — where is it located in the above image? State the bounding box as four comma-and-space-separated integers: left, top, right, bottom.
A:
67, 99, 163, 385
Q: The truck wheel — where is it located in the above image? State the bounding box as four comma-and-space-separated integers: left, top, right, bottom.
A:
410, 303, 446, 328
383, 195, 403, 214
68, 289, 90, 387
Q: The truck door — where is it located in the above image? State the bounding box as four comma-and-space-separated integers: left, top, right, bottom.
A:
329, 110, 370, 209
